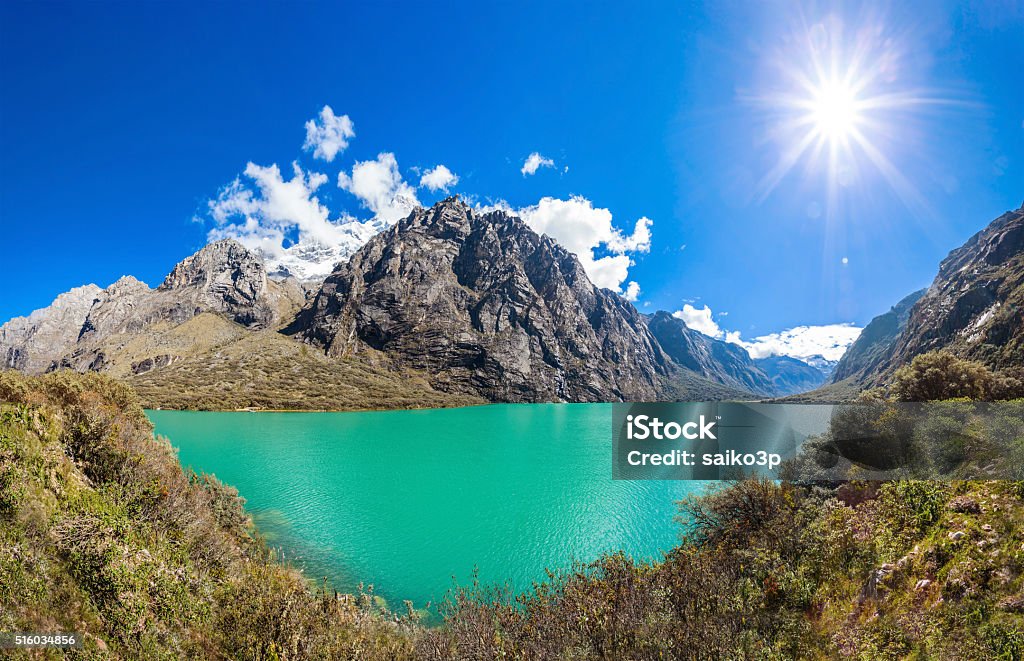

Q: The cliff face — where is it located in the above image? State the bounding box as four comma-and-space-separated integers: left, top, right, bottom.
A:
288, 198, 672, 402
158, 239, 283, 328
829, 289, 926, 386
0, 240, 306, 375
0, 284, 103, 373
845, 203, 1024, 386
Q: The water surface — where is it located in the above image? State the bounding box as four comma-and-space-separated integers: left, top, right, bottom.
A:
148, 404, 701, 609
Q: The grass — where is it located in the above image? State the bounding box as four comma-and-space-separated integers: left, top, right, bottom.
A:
2, 370, 1022, 659
125, 317, 484, 411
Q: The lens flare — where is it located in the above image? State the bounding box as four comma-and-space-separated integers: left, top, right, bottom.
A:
746, 11, 962, 218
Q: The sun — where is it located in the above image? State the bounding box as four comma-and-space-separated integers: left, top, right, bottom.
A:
808, 79, 861, 144
746, 11, 952, 215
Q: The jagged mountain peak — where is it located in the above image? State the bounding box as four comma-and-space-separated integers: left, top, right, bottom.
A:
1, 284, 105, 372
105, 275, 151, 296
288, 198, 675, 402
160, 238, 265, 291
25, 284, 104, 321
262, 199, 471, 284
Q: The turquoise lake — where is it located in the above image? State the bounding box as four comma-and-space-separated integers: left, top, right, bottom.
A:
147, 404, 702, 610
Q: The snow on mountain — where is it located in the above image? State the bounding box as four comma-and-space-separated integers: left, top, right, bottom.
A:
260, 219, 385, 282
261, 198, 416, 282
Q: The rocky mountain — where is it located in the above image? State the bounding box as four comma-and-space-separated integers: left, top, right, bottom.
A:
828, 288, 926, 386
824, 201, 1024, 389
753, 354, 828, 396
0, 284, 103, 373
287, 198, 679, 402
1, 240, 307, 375
646, 311, 776, 396
878, 203, 1024, 375
643, 311, 830, 397
4, 198, 839, 408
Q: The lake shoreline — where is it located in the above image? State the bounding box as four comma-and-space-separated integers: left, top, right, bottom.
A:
148, 404, 700, 609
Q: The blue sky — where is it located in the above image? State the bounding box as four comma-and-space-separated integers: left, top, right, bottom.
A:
1, 1, 1021, 358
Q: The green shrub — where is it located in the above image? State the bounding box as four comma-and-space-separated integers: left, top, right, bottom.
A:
3, 371, 1024, 659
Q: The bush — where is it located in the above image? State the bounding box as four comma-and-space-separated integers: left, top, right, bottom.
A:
891, 351, 995, 402
4, 371, 1024, 659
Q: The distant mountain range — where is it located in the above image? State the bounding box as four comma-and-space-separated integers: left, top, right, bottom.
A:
29, 196, 1022, 409
644, 312, 830, 396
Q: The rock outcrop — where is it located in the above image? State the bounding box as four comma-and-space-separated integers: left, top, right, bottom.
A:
0, 284, 103, 372
0, 240, 306, 375
158, 239, 281, 328
288, 198, 674, 402
829, 202, 1024, 388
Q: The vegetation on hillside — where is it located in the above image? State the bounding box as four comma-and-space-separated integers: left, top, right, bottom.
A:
890, 350, 1024, 403
0, 371, 424, 658
124, 321, 484, 411
2, 368, 1022, 659
783, 349, 1024, 404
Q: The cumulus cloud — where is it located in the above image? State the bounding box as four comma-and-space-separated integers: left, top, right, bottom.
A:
521, 152, 555, 176
207, 161, 379, 261
303, 105, 355, 162
727, 324, 863, 362
673, 304, 723, 338
207, 107, 655, 287
515, 195, 652, 292
337, 152, 420, 223
671, 302, 862, 362
419, 164, 459, 192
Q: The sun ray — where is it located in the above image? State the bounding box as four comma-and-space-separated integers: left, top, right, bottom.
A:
746, 9, 962, 219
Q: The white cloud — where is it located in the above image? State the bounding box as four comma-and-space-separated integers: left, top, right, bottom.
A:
515, 195, 651, 291
303, 105, 355, 162
727, 324, 862, 362
207, 108, 654, 286
337, 152, 420, 223
419, 164, 459, 192
521, 152, 555, 176
209, 162, 338, 254
673, 304, 723, 338
608, 216, 652, 253
671, 302, 862, 362
206, 161, 385, 280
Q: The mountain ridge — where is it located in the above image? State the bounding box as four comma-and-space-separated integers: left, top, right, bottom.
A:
1, 197, 846, 407
288, 198, 677, 402
794, 201, 1024, 398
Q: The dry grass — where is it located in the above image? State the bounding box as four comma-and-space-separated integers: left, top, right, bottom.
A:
127, 324, 483, 411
